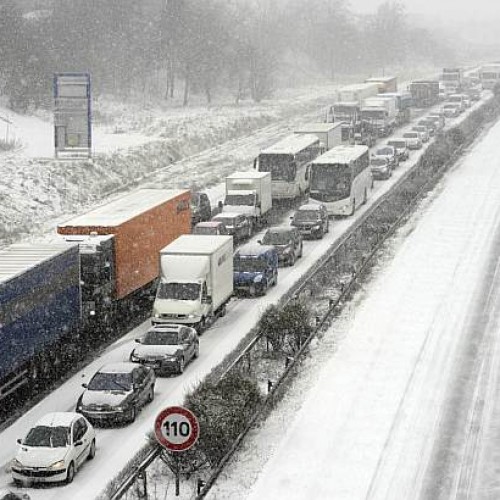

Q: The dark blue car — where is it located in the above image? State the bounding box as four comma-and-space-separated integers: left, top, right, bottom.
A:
233, 244, 278, 297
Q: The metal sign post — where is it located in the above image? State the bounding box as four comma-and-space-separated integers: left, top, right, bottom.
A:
53, 73, 92, 159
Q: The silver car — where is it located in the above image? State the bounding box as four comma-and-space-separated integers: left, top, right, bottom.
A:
76, 363, 155, 425
130, 324, 199, 375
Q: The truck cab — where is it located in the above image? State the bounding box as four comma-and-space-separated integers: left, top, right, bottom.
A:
233, 244, 278, 297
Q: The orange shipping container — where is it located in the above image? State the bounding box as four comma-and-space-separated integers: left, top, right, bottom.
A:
58, 189, 191, 300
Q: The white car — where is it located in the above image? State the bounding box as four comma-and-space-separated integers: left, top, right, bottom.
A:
443, 103, 461, 118
12, 412, 96, 485
411, 125, 430, 143
402, 131, 423, 150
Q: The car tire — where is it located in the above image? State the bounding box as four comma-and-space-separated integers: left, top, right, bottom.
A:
194, 342, 200, 359
288, 253, 295, 267
298, 244, 303, 258
66, 462, 75, 484
148, 385, 155, 403
178, 357, 185, 374
129, 406, 137, 424
87, 439, 96, 460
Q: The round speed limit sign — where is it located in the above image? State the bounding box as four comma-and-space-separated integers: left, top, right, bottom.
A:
154, 406, 200, 452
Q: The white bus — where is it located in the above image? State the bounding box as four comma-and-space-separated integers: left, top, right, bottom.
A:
309, 145, 371, 216
255, 134, 322, 201
480, 64, 500, 90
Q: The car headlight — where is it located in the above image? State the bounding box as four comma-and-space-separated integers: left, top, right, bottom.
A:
115, 404, 129, 412
187, 314, 197, 319
253, 275, 263, 283
312, 224, 321, 230
154, 313, 160, 318
130, 350, 139, 362
162, 354, 178, 361
283, 247, 292, 254
49, 460, 66, 471
12, 458, 23, 469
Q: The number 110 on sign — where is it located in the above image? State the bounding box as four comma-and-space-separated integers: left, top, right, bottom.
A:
155, 406, 200, 452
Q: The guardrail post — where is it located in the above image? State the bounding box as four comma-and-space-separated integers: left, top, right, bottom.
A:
267, 380, 273, 393
197, 478, 206, 494
135, 470, 148, 499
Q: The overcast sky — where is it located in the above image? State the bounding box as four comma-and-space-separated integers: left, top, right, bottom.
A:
352, 0, 499, 22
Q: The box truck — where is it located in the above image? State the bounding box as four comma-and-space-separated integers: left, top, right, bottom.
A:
336, 82, 379, 103
153, 235, 234, 332
58, 189, 192, 303
0, 243, 81, 401
361, 96, 398, 137
222, 171, 272, 229
294, 122, 343, 151
365, 76, 398, 93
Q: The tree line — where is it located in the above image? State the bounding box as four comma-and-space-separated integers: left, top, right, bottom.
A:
0, 0, 455, 111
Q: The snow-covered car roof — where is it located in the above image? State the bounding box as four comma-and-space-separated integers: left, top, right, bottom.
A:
34, 412, 80, 428
97, 362, 137, 374
297, 203, 325, 211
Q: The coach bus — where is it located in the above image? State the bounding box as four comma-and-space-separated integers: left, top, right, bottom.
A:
480, 64, 500, 90
309, 145, 371, 216
255, 134, 322, 201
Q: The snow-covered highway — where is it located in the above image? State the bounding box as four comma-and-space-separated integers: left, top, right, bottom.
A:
206, 110, 500, 499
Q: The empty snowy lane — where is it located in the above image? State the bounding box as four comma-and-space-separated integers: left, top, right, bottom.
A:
207, 119, 500, 499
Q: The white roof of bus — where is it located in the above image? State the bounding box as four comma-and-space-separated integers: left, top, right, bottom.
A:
261, 134, 319, 155
226, 171, 270, 180
338, 82, 379, 92
312, 145, 368, 165
365, 76, 397, 83
59, 189, 188, 228
295, 122, 343, 133
0, 242, 76, 285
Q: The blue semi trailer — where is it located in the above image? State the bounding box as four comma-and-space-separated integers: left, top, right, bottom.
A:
0, 243, 81, 402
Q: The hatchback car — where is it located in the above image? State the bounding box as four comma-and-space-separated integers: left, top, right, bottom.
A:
11, 412, 95, 485
372, 145, 398, 169
426, 114, 445, 130
130, 324, 199, 375
212, 212, 252, 242
387, 138, 409, 162
417, 119, 436, 136
402, 131, 422, 150
259, 227, 303, 266
192, 221, 228, 236
76, 363, 155, 425
291, 203, 329, 239
370, 157, 392, 180
443, 103, 461, 117
411, 125, 430, 142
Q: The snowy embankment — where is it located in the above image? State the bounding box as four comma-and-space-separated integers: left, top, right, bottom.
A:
0, 85, 339, 246
206, 116, 500, 499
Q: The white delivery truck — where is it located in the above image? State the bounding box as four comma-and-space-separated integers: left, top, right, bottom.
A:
294, 122, 343, 151
336, 82, 379, 103
222, 171, 272, 229
361, 96, 398, 137
152, 235, 233, 333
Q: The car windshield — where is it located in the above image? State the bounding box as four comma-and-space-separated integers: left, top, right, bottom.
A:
88, 372, 132, 391
143, 330, 180, 345
214, 217, 235, 226
375, 147, 393, 156
371, 158, 388, 166
225, 194, 255, 206
156, 282, 201, 301
413, 127, 426, 132
294, 210, 321, 222
193, 225, 218, 235
262, 231, 292, 245
24, 426, 69, 448
403, 133, 418, 139
388, 141, 405, 148
234, 257, 268, 272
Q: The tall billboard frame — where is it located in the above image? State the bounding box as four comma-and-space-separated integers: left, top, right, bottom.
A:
54, 73, 92, 159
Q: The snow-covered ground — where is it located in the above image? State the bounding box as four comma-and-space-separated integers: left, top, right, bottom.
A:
206, 114, 500, 499
0, 95, 484, 499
